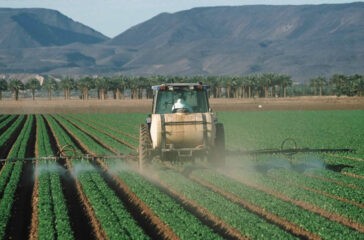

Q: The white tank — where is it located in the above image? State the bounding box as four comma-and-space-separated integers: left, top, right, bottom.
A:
150, 112, 215, 149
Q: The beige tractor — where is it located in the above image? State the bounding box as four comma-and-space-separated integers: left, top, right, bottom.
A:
139, 83, 225, 169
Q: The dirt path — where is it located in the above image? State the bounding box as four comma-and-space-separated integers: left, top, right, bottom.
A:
1, 96, 364, 114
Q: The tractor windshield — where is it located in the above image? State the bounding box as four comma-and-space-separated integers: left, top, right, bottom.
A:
155, 88, 208, 114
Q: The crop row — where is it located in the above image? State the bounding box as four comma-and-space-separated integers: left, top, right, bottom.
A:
45, 115, 149, 239
219, 111, 364, 158
0, 115, 25, 151
191, 168, 363, 239
58, 114, 132, 154
152, 163, 294, 239
110, 161, 221, 240
0, 115, 16, 132
72, 114, 138, 147
305, 168, 364, 190
0, 114, 8, 122
35, 114, 74, 240
77, 113, 141, 136
227, 166, 364, 226
267, 168, 364, 205
51, 114, 111, 155
0, 115, 33, 239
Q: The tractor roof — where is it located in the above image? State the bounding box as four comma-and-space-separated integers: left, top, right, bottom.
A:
152, 83, 210, 90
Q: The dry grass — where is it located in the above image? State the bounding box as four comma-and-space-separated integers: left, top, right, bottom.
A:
0, 96, 363, 114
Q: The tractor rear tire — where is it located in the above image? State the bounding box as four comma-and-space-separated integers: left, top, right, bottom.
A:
209, 123, 226, 167
139, 124, 151, 170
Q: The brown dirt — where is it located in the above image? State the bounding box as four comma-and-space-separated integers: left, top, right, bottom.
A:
304, 173, 364, 191
268, 175, 364, 209
162, 162, 320, 240
144, 173, 249, 240
44, 115, 105, 240
68, 114, 137, 150
1, 96, 364, 114
325, 153, 364, 162
29, 118, 39, 240
222, 170, 364, 234
95, 158, 180, 240
55, 115, 179, 239
65, 158, 108, 240
2, 116, 27, 159
73, 116, 138, 140
342, 172, 364, 180
50, 115, 99, 156
29, 170, 39, 240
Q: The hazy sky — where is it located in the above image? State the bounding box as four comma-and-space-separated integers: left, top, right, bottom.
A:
0, 0, 360, 37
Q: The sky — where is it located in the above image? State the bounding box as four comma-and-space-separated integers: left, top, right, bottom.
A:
0, 0, 360, 38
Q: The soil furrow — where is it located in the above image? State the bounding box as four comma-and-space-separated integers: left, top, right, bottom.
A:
72, 114, 138, 140
0, 115, 16, 136
0, 115, 27, 159
67, 114, 137, 150
342, 172, 364, 180
325, 153, 364, 162
219, 170, 364, 234
54, 114, 113, 155
268, 175, 364, 209
55, 115, 178, 239
5, 115, 35, 240
142, 172, 249, 240
29, 116, 39, 240
304, 173, 364, 191
94, 158, 180, 240
44, 115, 100, 240
161, 162, 320, 240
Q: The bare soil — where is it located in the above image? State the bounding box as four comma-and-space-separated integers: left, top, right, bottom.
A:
1, 96, 364, 114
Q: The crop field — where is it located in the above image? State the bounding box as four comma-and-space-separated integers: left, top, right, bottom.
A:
0, 111, 363, 239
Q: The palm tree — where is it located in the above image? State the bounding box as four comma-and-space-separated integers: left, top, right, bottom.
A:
280, 74, 292, 98
8, 79, 24, 101
0, 79, 8, 100
60, 77, 75, 100
357, 75, 364, 97
25, 78, 41, 100
310, 76, 327, 96
77, 76, 94, 100
95, 76, 109, 100
330, 74, 346, 96
42, 76, 58, 100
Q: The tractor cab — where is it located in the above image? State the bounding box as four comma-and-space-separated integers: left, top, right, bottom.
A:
152, 83, 210, 114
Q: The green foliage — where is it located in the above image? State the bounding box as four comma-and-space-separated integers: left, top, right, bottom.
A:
155, 167, 294, 239
192, 169, 363, 239
0, 115, 33, 238
116, 167, 221, 240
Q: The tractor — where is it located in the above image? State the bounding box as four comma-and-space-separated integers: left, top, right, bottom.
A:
138, 83, 225, 169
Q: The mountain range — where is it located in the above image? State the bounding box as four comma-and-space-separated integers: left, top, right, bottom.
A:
1, 3, 364, 82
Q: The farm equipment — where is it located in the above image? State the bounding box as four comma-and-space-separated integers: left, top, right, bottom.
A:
137, 83, 355, 170
139, 83, 225, 170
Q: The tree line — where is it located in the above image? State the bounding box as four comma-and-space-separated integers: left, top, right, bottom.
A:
0, 73, 363, 101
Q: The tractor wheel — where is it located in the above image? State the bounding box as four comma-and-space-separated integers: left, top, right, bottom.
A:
209, 123, 226, 167
139, 124, 151, 170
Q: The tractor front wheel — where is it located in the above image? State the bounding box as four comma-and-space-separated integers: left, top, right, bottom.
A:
209, 123, 226, 167
139, 124, 151, 170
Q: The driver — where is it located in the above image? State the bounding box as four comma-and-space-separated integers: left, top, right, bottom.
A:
172, 98, 193, 113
